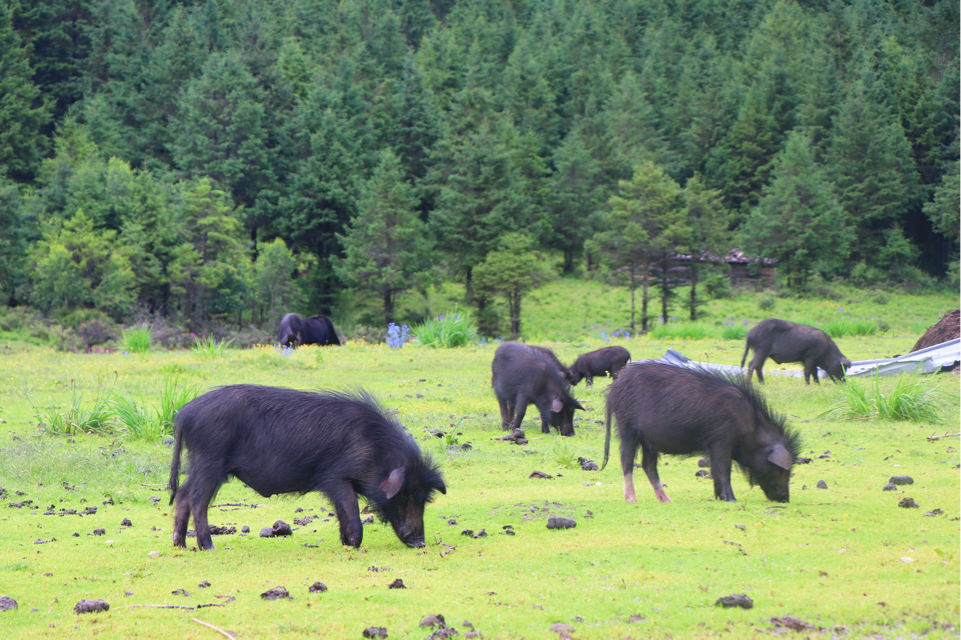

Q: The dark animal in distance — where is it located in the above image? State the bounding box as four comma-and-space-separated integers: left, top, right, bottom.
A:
491, 342, 584, 436
741, 318, 850, 384
568, 346, 632, 386
169, 385, 445, 550
277, 313, 302, 347
277, 313, 341, 347
603, 362, 800, 503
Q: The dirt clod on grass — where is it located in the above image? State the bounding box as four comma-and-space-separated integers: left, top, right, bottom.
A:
387, 579, 406, 589
771, 616, 814, 631
209, 525, 236, 535
92, 529, 105, 536
889, 476, 914, 485
429, 628, 459, 639
817, 480, 828, 489
577, 457, 599, 471
172, 588, 190, 597
198, 580, 211, 588
715, 594, 753, 609
0, 596, 17, 611
529, 471, 553, 479
898, 497, 920, 508
363, 627, 388, 638
121, 518, 132, 527
924, 509, 944, 516
550, 622, 575, 634
547, 517, 576, 530
697, 457, 710, 468
260, 586, 290, 600
420, 614, 446, 627
74, 599, 110, 614
911, 309, 960, 353
882, 483, 897, 491
309, 582, 327, 593
695, 469, 711, 479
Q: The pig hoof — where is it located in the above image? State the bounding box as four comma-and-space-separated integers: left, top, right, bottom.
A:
654, 490, 672, 503
625, 494, 637, 503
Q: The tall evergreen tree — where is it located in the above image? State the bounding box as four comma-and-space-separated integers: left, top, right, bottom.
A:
0, 1, 50, 182
334, 150, 433, 324
741, 131, 852, 284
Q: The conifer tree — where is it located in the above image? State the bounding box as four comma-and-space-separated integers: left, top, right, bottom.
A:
334, 150, 433, 324
0, 1, 50, 182
741, 131, 852, 284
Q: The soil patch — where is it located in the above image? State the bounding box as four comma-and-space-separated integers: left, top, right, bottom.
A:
911, 309, 959, 353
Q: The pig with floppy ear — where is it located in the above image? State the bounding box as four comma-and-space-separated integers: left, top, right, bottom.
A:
376, 463, 447, 548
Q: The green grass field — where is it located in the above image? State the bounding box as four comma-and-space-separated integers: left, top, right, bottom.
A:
0, 287, 958, 639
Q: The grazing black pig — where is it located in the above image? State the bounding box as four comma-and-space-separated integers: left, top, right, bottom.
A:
491, 342, 584, 436
602, 362, 800, 503
169, 386, 446, 550
301, 315, 341, 346
568, 346, 632, 386
277, 313, 303, 347
741, 319, 851, 384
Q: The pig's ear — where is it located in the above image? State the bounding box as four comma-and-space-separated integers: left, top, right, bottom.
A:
572, 399, 585, 411
768, 445, 793, 470
550, 398, 563, 413
431, 478, 447, 495
380, 467, 406, 499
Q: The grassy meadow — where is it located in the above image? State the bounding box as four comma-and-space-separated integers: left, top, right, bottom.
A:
0, 286, 958, 639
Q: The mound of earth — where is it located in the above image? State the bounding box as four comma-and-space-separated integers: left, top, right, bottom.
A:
911, 309, 960, 352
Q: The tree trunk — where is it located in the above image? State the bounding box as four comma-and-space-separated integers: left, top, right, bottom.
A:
689, 268, 699, 321
629, 265, 636, 332
384, 287, 394, 325
465, 266, 473, 302
510, 288, 521, 338
562, 250, 574, 274
641, 265, 650, 334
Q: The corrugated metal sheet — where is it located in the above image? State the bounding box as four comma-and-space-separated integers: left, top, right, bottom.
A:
639, 339, 960, 379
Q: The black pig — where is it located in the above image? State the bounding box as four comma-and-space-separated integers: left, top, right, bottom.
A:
741, 318, 851, 384
568, 346, 632, 386
277, 314, 340, 347
277, 313, 303, 347
169, 386, 445, 550
602, 362, 800, 503
491, 342, 584, 436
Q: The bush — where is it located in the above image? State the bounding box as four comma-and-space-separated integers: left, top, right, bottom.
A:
411, 312, 479, 348
76, 318, 118, 349
122, 325, 152, 354
758, 291, 777, 311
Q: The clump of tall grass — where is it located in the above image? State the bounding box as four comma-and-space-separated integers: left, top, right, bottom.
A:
122, 325, 152, 354
822, 317, 878, 338
411, 312, 478, 348
820, 373, 943, 423
192, 334, 233, 359
551, 441, 579, 468
36, 393, 113, 436
109, 376, 201, 439
650, 322, 714, 340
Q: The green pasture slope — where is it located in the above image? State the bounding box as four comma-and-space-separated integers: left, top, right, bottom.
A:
0, 289, 958, 638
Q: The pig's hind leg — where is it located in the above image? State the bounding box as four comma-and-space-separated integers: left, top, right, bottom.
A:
185, 465, 226, 550
172, 479, 193, 548
639, 444, 672, 502
497, 397, 511, 429
619, 426, 642, 502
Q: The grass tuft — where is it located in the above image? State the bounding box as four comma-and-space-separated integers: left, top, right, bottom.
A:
192, 334, 234, 359
821, 372, 944, 422
650, 322, 713, 340
121, 325, 152, 354
821, 317, 878, 338
412, 311, 479, 348
36, 392, 113, 436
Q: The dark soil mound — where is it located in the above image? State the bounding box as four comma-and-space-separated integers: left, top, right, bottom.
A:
911, 309, 960, 352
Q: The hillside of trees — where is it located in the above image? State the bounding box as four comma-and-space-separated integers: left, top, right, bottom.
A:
0, 0, 957, 336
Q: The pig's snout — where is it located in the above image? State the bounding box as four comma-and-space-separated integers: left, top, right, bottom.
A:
404, 538, 426, 548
